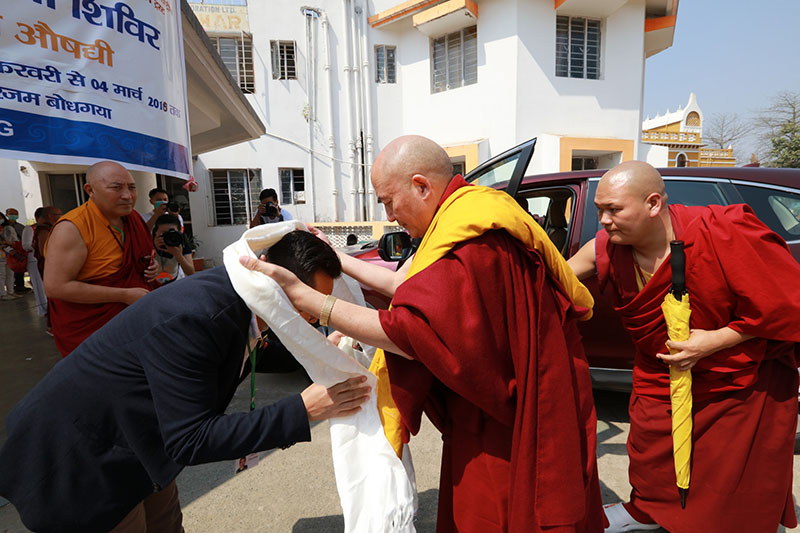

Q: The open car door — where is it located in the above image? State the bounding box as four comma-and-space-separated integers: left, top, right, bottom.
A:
463, 138, 536, 199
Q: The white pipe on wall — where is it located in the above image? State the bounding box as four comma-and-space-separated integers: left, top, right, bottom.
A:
358, 5, 375, 220
301, 7, 319, 220
350, 0, 365, 221
320, 11, 339, 221
341, 0, 358, 221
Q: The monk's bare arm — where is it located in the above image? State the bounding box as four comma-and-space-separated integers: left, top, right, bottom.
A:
336, 250, 410, 298
658, 327, 755, 371
44, 222, 149, 305
567, 238, 597, 280
240, 256, 411, 359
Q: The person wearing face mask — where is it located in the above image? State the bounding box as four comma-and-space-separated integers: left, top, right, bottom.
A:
146, 214, 195, 286
5, 208, 29, 294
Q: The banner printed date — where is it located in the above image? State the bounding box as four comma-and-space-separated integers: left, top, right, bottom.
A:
147, 97, 181, 118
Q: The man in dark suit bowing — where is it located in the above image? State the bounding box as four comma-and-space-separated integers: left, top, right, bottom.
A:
0, 231, 370, 532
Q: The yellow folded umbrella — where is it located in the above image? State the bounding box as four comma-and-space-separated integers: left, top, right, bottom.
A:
661, 240, 692, 509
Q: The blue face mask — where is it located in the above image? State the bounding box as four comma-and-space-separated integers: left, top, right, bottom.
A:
7, 215, 18, 222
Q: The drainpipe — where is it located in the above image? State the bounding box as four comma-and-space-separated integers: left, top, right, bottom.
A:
350, 0, 365, 220
341, 0, 358, 221
358, 5, 375, 220
320, 10, 339, 221
301, 7, 319, 220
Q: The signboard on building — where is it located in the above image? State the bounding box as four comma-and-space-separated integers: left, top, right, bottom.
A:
0, 0, 192, 179
188, 4, 249, 33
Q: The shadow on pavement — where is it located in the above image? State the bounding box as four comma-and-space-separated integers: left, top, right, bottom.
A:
290, 489, 439, 533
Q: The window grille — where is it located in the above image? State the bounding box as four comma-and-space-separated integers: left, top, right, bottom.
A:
210, 169, 261, 225
375, 45, 397, 83
279, 168, 305, 205
271, 40, 297, 80
209, 33, 254, 93
431, 25, 477, 93
555, 16, 601, 79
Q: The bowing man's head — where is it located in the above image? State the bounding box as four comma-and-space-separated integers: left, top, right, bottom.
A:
594, 161, 669, 246
261, 230, 341, 323
371, 135, 453, 239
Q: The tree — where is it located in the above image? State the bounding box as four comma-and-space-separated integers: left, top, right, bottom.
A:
768, 121, 800, 168
704, 113, 751, 149
752, 91, 800, 167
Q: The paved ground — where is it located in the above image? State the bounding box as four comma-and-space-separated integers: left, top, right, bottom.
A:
1, 289, 800, 532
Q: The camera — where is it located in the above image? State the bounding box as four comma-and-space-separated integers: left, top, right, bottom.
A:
167, 201, 180, 213
263, 202, 279, 218
161, 228, 184, 248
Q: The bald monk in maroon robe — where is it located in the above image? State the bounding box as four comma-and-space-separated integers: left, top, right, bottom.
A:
45, 161, 152, 356
569, 161, 800, 533
242, 135, 605, 532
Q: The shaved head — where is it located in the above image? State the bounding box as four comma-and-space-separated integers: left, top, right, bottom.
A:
599, 160, 665, 201
372, 135, 453, 189
371, 135, 455, 238
83, 161, 137, 223
86, 161, 131, 185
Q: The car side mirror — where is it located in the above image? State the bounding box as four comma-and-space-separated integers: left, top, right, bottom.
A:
378, 231, 413, 262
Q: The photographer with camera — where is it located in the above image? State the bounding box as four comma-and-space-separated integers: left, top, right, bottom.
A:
143, 187, 184, 232
147, 214, 195, 285
250, 188, 293, 228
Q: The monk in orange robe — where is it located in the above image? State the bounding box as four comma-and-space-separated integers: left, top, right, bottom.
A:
242, 135, 605, 532
569, 161, 800, 533
45, 161, 152, 356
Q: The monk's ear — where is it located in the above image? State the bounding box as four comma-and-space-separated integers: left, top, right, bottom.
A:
644, 192, 664, 216
83, 182, 93, 197
410, 174, 433, 200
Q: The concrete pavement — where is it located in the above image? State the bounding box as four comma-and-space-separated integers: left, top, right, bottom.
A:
1, 288, 799, 532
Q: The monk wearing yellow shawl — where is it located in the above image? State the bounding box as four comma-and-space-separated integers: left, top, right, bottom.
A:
241, 135, 604, 533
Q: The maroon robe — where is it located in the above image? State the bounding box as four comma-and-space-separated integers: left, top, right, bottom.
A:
49, 212, 152, 356
596, 203, 800, 532
379, 182, 604, 532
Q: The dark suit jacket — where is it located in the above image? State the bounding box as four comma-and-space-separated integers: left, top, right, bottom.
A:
0, 267, 311, 532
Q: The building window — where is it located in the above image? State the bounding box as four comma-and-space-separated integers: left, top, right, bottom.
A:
211, 169, 261, 225
555, 16, 601, 79
431, 25, 477, 93
271, 40, 297, 80
209, 34, 255, 93
375, 45, 396, 83
686, 111, 700, 127
572, 157, 598, 170
676, 153, 687, 167
279, 168, 305, 205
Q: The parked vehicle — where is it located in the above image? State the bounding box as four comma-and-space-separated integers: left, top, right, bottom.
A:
356, 138, 800, 392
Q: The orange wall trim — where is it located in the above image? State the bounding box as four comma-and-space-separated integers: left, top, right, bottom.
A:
369, 0, 442, 27
444, 143, 480, 174
554, 0, 568, 9
645, 15, 676, 33
559, 137, 635, 172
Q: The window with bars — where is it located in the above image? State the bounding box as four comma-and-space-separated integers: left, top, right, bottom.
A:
375, 45, 396, 83
555, 16, 601, 79
431, 26, 477, 93
271, 40, 297, 80
210, 169, 261, 225
209, 34, 255, 93
279, 168, 305, 205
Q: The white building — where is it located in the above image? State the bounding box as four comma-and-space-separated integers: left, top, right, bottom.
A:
1, 0, 679, 265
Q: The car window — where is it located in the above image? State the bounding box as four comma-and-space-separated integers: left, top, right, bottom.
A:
663, 180, 727, 207
580, 179, 730, 248
470, 153, 520, 189
519, 187, 575, 255
734, 184, 800, 241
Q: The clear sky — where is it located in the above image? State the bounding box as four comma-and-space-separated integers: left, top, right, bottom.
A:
642, 0, 800, 161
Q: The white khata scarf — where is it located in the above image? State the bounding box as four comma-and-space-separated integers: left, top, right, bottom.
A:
223, 221, 416, 532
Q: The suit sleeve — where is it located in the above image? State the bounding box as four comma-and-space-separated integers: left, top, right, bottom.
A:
138, 310, 310, 466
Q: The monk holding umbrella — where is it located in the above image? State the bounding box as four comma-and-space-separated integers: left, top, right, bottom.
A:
569, 161, 800, 533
